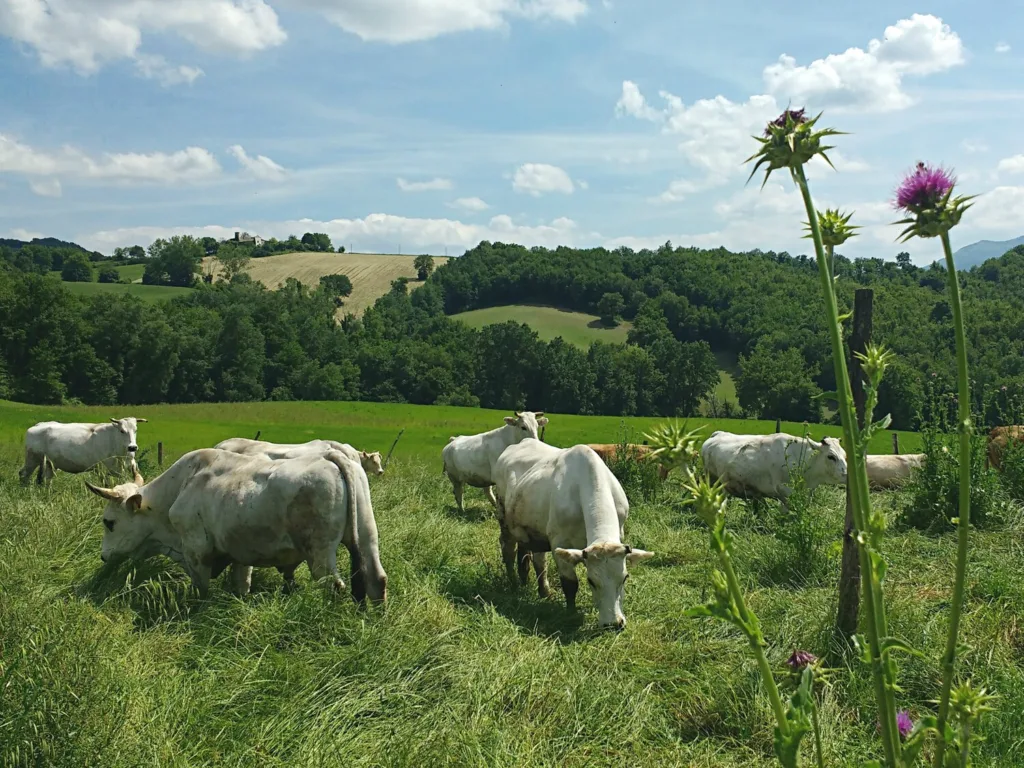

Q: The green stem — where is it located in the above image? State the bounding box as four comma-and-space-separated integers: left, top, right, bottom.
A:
959, 721, 971, 768
812, 696, 825, 768
716, 539, 790, 735
793, 164, 901, 766
933, 231, 973, 768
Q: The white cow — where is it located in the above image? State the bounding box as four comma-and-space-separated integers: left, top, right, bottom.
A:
20, 417, 147, 486
492, 439, 654, 630
214, 437, 385, 477
85, 448, 387, 604
700, 431, 848, 510
442, 410, 549, 513
866, 453, 925, 490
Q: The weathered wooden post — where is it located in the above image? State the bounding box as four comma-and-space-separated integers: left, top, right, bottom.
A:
254, 430, 261, 441
836, 288, 873, 642
157, 442, 164, 467
892, 432, 900, 455
775, 418, 782, 433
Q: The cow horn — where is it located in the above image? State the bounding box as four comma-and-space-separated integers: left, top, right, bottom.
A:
136, 418, 148, 423
84, 481, 119, 501
133, 467, 144, 486
514, 411, 520, 418
110, 418, 120, 424
534, 411, 545, 417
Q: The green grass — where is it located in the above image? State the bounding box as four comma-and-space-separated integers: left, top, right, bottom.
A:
113, 263, 145, 282
450, 305, 632, 348
60, 281, 193, 302
712, 350, 739, 404
6, 400, 1019, 766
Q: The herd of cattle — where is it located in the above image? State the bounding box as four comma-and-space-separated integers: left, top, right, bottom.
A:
16, 415, 1024, 630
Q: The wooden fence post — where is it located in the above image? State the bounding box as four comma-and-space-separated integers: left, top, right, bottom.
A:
775, 418, 782, 433
836, 288, 873, 643
157, 442, 164, 467
254, 430, 261, 441
892, 432, 900, 455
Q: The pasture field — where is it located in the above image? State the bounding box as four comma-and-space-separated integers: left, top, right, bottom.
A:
203, 252, 450, 317
4, 401, 1022, 767
113, 263, 145, 282
450, 305, 633, 348
61, 281, 194, 302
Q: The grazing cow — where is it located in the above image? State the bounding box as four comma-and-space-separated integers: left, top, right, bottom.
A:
587, 443, 670, 480
700, 431, 848, 510
865, 453, 926, 489
988, 426, 1024, 471
492, 439, 654, 630
214, 437, 385, 477
85, 448, 387, 603
442, 411, 549, 513
20, 417, 147, 486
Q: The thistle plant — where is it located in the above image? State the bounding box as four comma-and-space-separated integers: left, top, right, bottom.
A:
892, 162, 979, 767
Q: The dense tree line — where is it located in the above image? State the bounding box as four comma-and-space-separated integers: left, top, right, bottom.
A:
427, 241, 1024, 428
2, 238, 1022, 426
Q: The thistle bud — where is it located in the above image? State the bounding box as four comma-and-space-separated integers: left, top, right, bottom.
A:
892, 162, 975, 241
681, 473, 730, 527
745, 108, 845, 188
805, 208, 861, 248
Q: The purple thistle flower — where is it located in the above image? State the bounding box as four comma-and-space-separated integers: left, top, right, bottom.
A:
786, 649, 818, 671
897, 710, 914, 740
765, 108, 807, 136
894, 162, 956, 212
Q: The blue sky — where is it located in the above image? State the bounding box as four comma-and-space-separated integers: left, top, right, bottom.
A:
1, 1, 1023, 263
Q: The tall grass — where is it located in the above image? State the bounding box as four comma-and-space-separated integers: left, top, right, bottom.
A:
2, 442, 1023, 766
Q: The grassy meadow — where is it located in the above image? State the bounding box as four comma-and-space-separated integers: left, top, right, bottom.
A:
60, 281, 194, 302
3, 400, 1022, 767
203, 252, 450, 317
450, 305, 633, 348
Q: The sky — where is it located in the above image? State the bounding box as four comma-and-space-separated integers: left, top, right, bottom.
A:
1, 1, 1023, 264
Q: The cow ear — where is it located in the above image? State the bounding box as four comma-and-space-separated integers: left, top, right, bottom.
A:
85, 481, 119, 501
110, 418, 120, 424
626, 548, 655, 565
504, 417, 517, 427
360, 451, 368, 458
554, 547, 586, 566
537, 417, 549, 427
126, 494, 144, 513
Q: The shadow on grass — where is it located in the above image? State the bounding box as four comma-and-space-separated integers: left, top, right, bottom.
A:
438, 565, 592, 644
444, 501, 495, 524
586, 318, 620, 330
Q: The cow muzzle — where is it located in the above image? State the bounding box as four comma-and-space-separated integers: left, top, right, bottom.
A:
128, 445, 138, 453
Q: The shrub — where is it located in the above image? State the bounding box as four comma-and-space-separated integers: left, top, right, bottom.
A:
61, 253, 93, 282
97, 267, 119, 283
900, 428, 1005, 531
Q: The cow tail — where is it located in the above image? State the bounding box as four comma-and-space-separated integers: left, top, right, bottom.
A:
325, 450, 362, 549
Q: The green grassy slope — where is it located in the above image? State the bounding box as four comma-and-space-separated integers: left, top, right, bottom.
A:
450, 305, 632, 348
60, 281, 193, 302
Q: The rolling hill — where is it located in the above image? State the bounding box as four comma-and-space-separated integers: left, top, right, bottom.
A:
204, 251, 449, 316
952, 235, 1024, 269
450, 305, 632, 347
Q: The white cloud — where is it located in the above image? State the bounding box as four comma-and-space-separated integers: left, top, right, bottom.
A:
228, 145, 287, 181
996, 42, 1011, 54
449, 196, 490, 212
29, 178, 62, 197
653, 178, 702, 203
134, 54, 203, 87
996, 155, 1024, 174
962, 139, 989, 154
0, 0, 286, 79
0, 133, 222, 184
965, 186, 1024, 231
615, 80, 660, 121
4, 227, 45, 241
77, 212, 590, 253
279, 0, 586, 44
512, 162, 575, 196
763, 14, 965, 112
397, 177, 454, 192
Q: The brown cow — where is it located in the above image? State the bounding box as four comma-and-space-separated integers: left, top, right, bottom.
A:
988, 426, 1024, 470
587, 444, 670, 480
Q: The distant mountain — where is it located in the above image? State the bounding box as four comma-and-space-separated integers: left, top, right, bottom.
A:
0, 236, 89, 252
952, 236, 1024, 270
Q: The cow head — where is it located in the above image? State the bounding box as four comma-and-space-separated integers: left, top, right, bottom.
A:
807, 436, 848, 486
85, 466, 155, 564
554, 542, 654, 630
110, 416, 147, 455
502, 411, 549, 442
360, 451, 385, 477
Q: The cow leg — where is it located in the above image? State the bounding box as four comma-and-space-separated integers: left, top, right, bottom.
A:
449, 477, 465, 513
41, 457, 56, 484
553, 556, 580, 610
484, 485, 498, 509
533, 553, 550, 598
516, 542, 531, 586
307, 548, 344, 594
347, 544, 367, 605
277, 565, 298, 593
227, 563, 253, 597
499, 523, 517, 584
19, 449, 42, 486
183, 554, 212, 598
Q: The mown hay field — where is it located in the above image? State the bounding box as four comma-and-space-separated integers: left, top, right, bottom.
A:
203, 252, 450, 317
3, 400, 1021, 767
